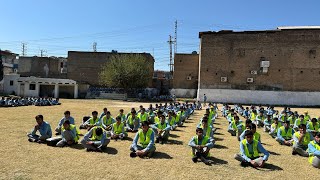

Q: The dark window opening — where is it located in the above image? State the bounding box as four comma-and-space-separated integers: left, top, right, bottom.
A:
29, 84, 36, 90
10, 81, 13, 86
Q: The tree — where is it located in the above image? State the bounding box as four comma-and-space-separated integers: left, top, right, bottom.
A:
99, 54, 151, 93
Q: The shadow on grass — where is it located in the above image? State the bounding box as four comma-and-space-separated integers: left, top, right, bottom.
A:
152, 151, 173, 159
169, 134, 180, 138
173, 129, 184, 132
258, 163, 283, 171
184, 121, 193, 123
214, 132, 224, 135
214, 137, 224, 141
268, 151, 281, 156
214, 144, 228, 149
102, 147, 118, 155
214, 127, 221, 130
69, 144, 85, 150
167, 139, 184, 145
207, 156, 228, 165
213, 122, 221, 125
178, 125, 187, 128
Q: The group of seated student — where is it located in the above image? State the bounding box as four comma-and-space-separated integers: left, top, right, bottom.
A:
27, 102, 197, 158
188, 104, 217, 165
0, 96, 60, 107
223, 104, 320, 169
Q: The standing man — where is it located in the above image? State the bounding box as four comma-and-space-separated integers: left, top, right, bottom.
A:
188, 128, 214, 165
130, 121, 156, 158
203, 94, 207, 107
27, 115, 52, 143
234, 131, 270, 167
55, 111, 75, 135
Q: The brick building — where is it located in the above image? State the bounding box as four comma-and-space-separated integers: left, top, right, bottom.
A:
197, 26, 320, 105
67, 51, 154, 89
171, 53, 199, 97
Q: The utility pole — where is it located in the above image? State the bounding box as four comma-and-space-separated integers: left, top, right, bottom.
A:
174, 20, 178, 55
167, 35, 175, 78
21, 43, 27, 56
93, 42, 97, 52
40, 49, 47, 57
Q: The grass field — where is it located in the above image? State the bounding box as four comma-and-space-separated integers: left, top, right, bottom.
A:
0, 99, 319, 180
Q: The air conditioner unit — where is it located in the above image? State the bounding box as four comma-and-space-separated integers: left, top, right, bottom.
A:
221, 77, 227, 82
247, 78, 254, 83
187, 76, 192, 80
250, 70, 258, 75
260, 61, 270, 68
262, 67, 268, 73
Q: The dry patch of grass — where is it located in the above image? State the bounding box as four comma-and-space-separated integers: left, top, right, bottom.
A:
0, 99, 319, 180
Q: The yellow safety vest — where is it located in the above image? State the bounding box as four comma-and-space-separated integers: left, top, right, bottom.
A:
271, 123, 282, 133
112, 122, 124, 134
154, 117, 160, 124
231, 121, 245, 132
90, 127, 105, 141
294, 132, 311, 146
241, 139, 259, 158
250, 113, 256, 121
199, 125, 212, 137
168, 117, 175, 126
253, 132, 260, 142
157, 122, 167, 130
89, 117, 99, 125
279, 126, 293, 139
308, 122, 319, 131
138, 129, 153, 148
61, 124, 80, 142
138, 113, 148, 122
308, 141, 320, 164
103, 116, 113, 126
127, 115, 138, 125
194, 135, 209, 145
296, 119, 307, 126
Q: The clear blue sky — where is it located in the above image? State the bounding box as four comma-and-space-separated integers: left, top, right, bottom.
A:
1, 0, 319, 70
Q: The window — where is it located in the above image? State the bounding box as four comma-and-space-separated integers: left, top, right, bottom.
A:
9, 81, 13, 86
29, 84, 36, 90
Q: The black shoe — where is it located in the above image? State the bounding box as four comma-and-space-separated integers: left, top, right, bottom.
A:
292, 151, 297, 155
155, 138, 160, 143
55, 132, 60, 135
192, 157, 198, 163
240, 161, 249, 167
130, 152, 137, 158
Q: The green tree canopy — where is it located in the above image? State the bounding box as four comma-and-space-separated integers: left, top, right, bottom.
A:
99, 54, 151, 90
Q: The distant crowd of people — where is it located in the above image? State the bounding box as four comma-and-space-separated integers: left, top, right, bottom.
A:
0, 96, 61, 107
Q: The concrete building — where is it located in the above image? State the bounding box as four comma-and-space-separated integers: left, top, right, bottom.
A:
3, 74, 78, 98
171, 53, 199, 98
67, 51, 154, 94
197, 26, 320, 106
18, 56, 67, 79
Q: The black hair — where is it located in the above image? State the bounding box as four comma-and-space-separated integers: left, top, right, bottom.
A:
95, 127, 103, 136
92, 111, 98, 115
196, 128, 203, 133
64, 111, 70, 115
245, 130, 253, 136
63, 120, 71, 125
35, 115, 43, 120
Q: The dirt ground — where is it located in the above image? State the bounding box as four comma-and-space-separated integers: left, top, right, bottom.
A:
0, 99, 319, 180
